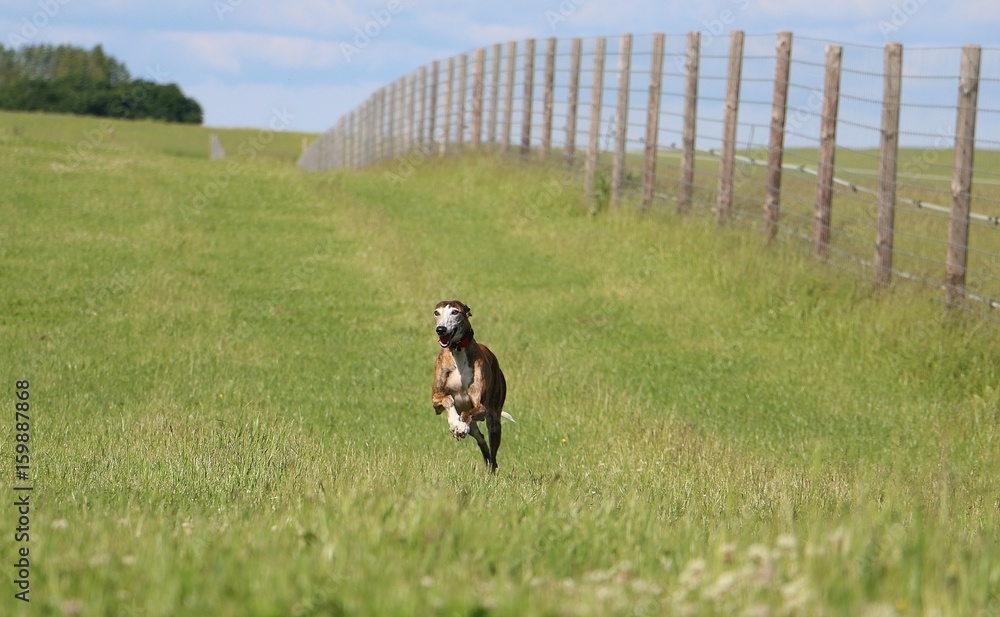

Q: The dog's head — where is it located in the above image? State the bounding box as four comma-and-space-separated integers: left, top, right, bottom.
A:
433, 300, 472, 348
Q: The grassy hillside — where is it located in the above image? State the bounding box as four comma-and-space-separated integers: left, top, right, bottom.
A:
0, 109, 308, 163
0, 111, 998, 616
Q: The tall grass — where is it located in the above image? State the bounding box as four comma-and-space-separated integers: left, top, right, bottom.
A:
0, 111, 997, 616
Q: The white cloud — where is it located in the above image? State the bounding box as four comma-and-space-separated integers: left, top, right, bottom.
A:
752, 0, 891, 20
414, 11, 535, 49
224, 0, 360, 34
157, 31, 344, 73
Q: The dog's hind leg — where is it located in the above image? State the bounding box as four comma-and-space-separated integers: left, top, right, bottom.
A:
467, 422, 491, 467
486, 413, 501, 473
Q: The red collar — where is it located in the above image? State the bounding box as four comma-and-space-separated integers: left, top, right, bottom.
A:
455, 333, 473, 349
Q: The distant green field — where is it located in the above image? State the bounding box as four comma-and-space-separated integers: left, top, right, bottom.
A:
0, 111, 998, 616
0, 109, 310, 164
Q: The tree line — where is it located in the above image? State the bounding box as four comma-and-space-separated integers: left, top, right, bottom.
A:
0, 44, 203, 124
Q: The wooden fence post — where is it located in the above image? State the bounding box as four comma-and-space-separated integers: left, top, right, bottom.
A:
679, 31, 700, 214
472, 48, 485, 149
345, 113, 352, 168
362, 94, 371, 164
338, 119, 346, 168
366, 93, 374, 164
764, 32, 793, 239
405, 73, 415, 153
344, 109, 357, 168
418, 65, 427, 150
565, 37, 583, 167
370, 95, 378, 165
428, 62, 439, 152
338, 122, 346, 168
377, 88, 387, 161
814, 44, 843, 257
716, 30, 744, 226
334, 122, 347, 167
336, 116, 344, 169
342, 120, 349, 168
357, 106, 365, 167
489, 43, 502, 146
946, 44, 982, 308
440, 57, 454, 156
353, 102, 360, 166
393, 78, 401, 157
371, 94, 378, 164
368, 99, 376, 166
521, 38, 536, 156
387, 81, 396, 159
396, 75, 410, 156
387, 83, 394, 158
457, 53, 468, 151
875, 42, 903, 287
584, 37, 607, 205
356, 107, 364, 167
382, 82, 396, 159
396, 78, 404, 157
501, 41, 517, 153
540, 37, 557, 160
348, 110, 357, 168
642, 33, 666, 212
337, 124, 344, 168
610, 33, 633, 208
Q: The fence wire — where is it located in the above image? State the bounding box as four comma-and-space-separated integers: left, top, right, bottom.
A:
299, 32, 1000, 319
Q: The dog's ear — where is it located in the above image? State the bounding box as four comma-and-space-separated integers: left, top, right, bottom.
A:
464, 304, 472, 317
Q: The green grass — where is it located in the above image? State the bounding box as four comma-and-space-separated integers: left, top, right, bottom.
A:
624, 144, 1000, 305
0, 109, 310, 164
1, 111, 999, 616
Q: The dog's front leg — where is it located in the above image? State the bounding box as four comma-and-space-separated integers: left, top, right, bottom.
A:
432, 359, 470, 438
459, 365, 487, 427
445, 404, 470, 439
432, 393, 470, 439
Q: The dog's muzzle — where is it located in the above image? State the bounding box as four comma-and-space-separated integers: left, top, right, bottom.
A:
436, 326, 453, 347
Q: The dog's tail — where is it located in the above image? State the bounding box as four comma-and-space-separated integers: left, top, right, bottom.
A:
501, 411, 515, 423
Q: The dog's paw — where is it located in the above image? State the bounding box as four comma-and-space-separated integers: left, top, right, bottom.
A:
449, 421, 470, 439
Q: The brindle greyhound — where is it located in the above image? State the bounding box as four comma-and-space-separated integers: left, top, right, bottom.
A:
431, 300, 513, 472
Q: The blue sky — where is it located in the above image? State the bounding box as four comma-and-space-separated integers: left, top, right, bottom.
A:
1, 0, 998, 133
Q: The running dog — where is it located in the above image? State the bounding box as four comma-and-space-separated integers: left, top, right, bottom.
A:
431, 300, 513, 472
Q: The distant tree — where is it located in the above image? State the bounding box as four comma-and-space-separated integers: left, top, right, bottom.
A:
108, 80, 204, 124
0, 43, 200, 124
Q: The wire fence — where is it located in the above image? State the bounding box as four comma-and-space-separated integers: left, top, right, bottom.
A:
299, 31, 1000, 317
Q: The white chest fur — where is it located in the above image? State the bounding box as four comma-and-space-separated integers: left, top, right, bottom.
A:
445, 349, 474, 412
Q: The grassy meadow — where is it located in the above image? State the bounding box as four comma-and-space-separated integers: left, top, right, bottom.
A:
631, 144, 1000, 307
1, 110, 999, 616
